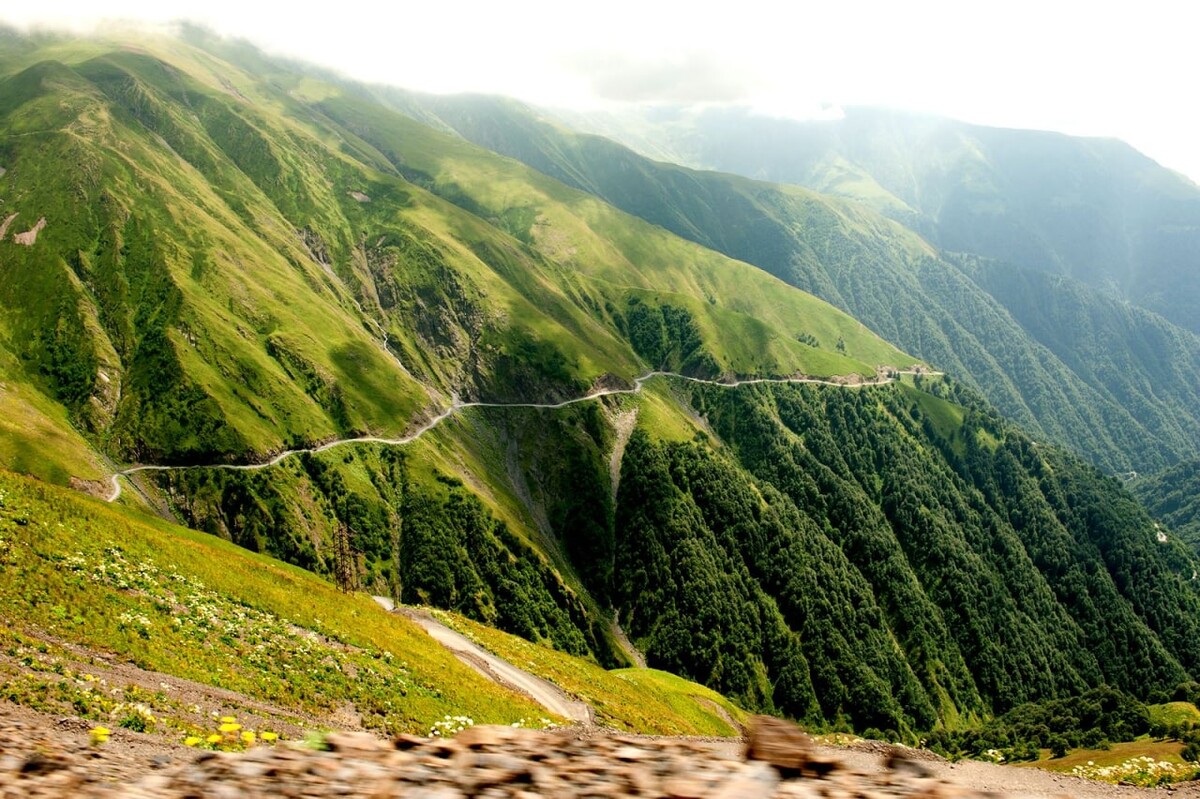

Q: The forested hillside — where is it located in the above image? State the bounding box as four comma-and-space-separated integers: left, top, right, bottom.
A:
1136, 461, 1200, 552
614, 378, 1200, 730
155, 370, 1200, 734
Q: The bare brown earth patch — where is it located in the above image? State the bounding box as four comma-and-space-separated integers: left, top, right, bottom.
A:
13, 216, 46, 246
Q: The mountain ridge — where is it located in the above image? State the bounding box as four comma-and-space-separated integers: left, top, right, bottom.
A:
0, 31, 910, 483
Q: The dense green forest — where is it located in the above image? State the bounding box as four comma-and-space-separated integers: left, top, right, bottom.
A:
926, 685, 1151, 761
1135, 461, 1200, 552
604, 380, 1200, 732
155, 376, 1200, 736
926, 684, 1200, 763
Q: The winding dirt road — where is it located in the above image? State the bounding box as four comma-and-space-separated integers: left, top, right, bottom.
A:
104, 368, 935, 502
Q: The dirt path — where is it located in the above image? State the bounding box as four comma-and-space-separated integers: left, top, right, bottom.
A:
610, 611, 646, 669
607, 407, 638, 508
105, 368, 935, 502
381, 603, 593, 724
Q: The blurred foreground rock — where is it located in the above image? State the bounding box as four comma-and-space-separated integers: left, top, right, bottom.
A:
1, 715, 1080, 798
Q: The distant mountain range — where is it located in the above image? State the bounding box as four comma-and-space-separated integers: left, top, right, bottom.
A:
557, 104, 1200, 330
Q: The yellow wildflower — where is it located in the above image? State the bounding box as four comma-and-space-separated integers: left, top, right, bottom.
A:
89, 726, 111, 745
184, 736, 203, 747
206, 734, 223, 744
219, 722, 241, 733
261, 731, 278, 742
240, 731, 256, 744
219, 716, 237, 724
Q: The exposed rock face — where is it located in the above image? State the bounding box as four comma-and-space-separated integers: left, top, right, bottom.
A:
0, 715, 1095, 799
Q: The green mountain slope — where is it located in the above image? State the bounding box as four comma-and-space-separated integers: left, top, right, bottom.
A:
384, 94, 1200, 473
0, 26, 915, 671
613, 388, 1190, 729
3, 28, 1200, 741
0, 31, 906, 486
960, 255, 1200, 455
0, 468, 547, 733
159, 369, 1200, 733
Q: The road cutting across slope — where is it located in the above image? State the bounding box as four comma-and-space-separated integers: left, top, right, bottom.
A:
105, 368, 937, 502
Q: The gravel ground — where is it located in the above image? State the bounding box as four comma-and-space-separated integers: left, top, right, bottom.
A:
3, 701, 1198, 798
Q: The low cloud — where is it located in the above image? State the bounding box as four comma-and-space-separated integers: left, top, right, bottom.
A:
564, 50, 757, 104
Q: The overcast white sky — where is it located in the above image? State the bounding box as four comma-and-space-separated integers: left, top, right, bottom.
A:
4, 1, 1199, 182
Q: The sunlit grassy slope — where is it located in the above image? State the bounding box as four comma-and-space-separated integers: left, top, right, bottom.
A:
435, 610, 747, 736
1023, 739, 1188, 772
0, 468, 543, 731
1149, 701, 1200, 728
0, 350, 106, 484
0, 30, 917, 490
0, 468, 750, 735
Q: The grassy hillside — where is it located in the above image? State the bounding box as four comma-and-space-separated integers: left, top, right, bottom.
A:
0, 29, 912, 490
0, 467, 546, 733
303, 91, 905, 376
1149, 701, 1200, 729
434, 610, 747, 736
4, 28, 1200, 744
0, 467, 752, 738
